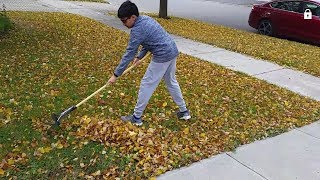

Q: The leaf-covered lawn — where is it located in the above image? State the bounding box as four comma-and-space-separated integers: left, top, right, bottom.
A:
0, 12, 319, 178
151, 15, 320, 78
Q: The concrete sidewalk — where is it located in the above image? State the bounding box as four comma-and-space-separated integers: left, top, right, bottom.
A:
158, 122, 320, 180
4, 0, 320, 179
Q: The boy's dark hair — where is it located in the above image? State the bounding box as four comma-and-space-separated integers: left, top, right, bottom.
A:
117, 1, 139, 19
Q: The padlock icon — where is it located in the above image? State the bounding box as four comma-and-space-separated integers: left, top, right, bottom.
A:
304, 9, 312, 19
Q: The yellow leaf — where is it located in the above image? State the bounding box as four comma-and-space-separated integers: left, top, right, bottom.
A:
55, 141, 64, 149
284, 101, 289, 106
240, 133, 246, 140
39, 147, 46, 154
92, 170, 101, 176
147, 128, 155, 133
24, 105, 33, 111
83, 118, 91, 124
162, 151, 168, 157
44, 147, 52, 153
57, 143, 64, 149
183, 127, 189, 134
162, 102, 167, 107
286, 118, 298, 123
139, 149, 144, 153
8, 159, 15, 165
147, 139, 154, 146
0, 169, 4, 175
50, 89, 61, 96
13, 148, 21, 152
128, 131, 137, 136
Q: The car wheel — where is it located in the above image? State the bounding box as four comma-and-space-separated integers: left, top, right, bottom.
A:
258, 20, 273, 36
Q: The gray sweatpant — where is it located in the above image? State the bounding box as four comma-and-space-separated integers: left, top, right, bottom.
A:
133, 57, 187, 118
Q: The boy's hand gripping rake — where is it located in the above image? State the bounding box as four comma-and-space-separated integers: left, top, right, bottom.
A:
51, 54, 150, 126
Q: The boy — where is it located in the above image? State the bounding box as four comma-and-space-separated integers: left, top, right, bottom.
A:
108, 0, 191, 126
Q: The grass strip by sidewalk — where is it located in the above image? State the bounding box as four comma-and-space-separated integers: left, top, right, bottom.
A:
0, 12, 319, 178
150, 15, 320, 78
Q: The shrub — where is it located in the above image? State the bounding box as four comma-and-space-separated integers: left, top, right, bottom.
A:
0, 4, 12, 35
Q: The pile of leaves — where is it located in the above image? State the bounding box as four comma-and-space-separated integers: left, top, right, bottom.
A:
0, 12, 319, 178
70, 115, 218, 178
152, 15, 320, 77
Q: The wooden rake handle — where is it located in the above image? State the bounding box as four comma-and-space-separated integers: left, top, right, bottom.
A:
76, 53, 151, 108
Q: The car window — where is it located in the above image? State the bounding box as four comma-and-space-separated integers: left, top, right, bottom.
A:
271, 1, 302, 12
303, 2, 320, 16
271, 2, 287, 10
287, 1, 302, 12
315, 7, 320, 17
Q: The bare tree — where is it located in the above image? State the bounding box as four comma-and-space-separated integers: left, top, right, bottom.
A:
159, 0, 169, 19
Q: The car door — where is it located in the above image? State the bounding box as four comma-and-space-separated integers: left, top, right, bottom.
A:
269, 1, 304, 37
300, 1, 320, 42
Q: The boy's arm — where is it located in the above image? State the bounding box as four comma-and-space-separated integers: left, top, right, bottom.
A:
136, 46, 148, 60
114, 29, 145, 77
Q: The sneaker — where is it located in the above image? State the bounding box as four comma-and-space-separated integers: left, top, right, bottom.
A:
121, 115, 143, 126
177, 109, 191, 120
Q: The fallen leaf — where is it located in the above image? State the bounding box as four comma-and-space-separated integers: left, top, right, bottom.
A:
162, 102, 167, 107
0, 169, 4, 175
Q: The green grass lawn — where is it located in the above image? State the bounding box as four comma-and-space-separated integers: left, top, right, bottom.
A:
150, 15, 320, 78
0, 12, 319, 178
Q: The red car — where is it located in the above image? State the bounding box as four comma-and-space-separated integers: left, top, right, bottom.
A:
249, 0, 320, 44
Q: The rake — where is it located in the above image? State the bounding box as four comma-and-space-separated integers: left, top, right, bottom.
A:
51, 53, 150, 126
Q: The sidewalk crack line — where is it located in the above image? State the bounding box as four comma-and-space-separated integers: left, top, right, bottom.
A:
226, 153, 269, 180
253, 68, 286, 76
295, 129, 320, 140
188, 50, 225, 56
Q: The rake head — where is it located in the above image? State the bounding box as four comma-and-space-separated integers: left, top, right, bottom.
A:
52, 106, 77, 126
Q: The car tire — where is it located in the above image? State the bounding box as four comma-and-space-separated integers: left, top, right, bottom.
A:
258, 19, 273, 36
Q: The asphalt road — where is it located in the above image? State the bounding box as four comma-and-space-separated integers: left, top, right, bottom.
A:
108, 0, 270, 32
